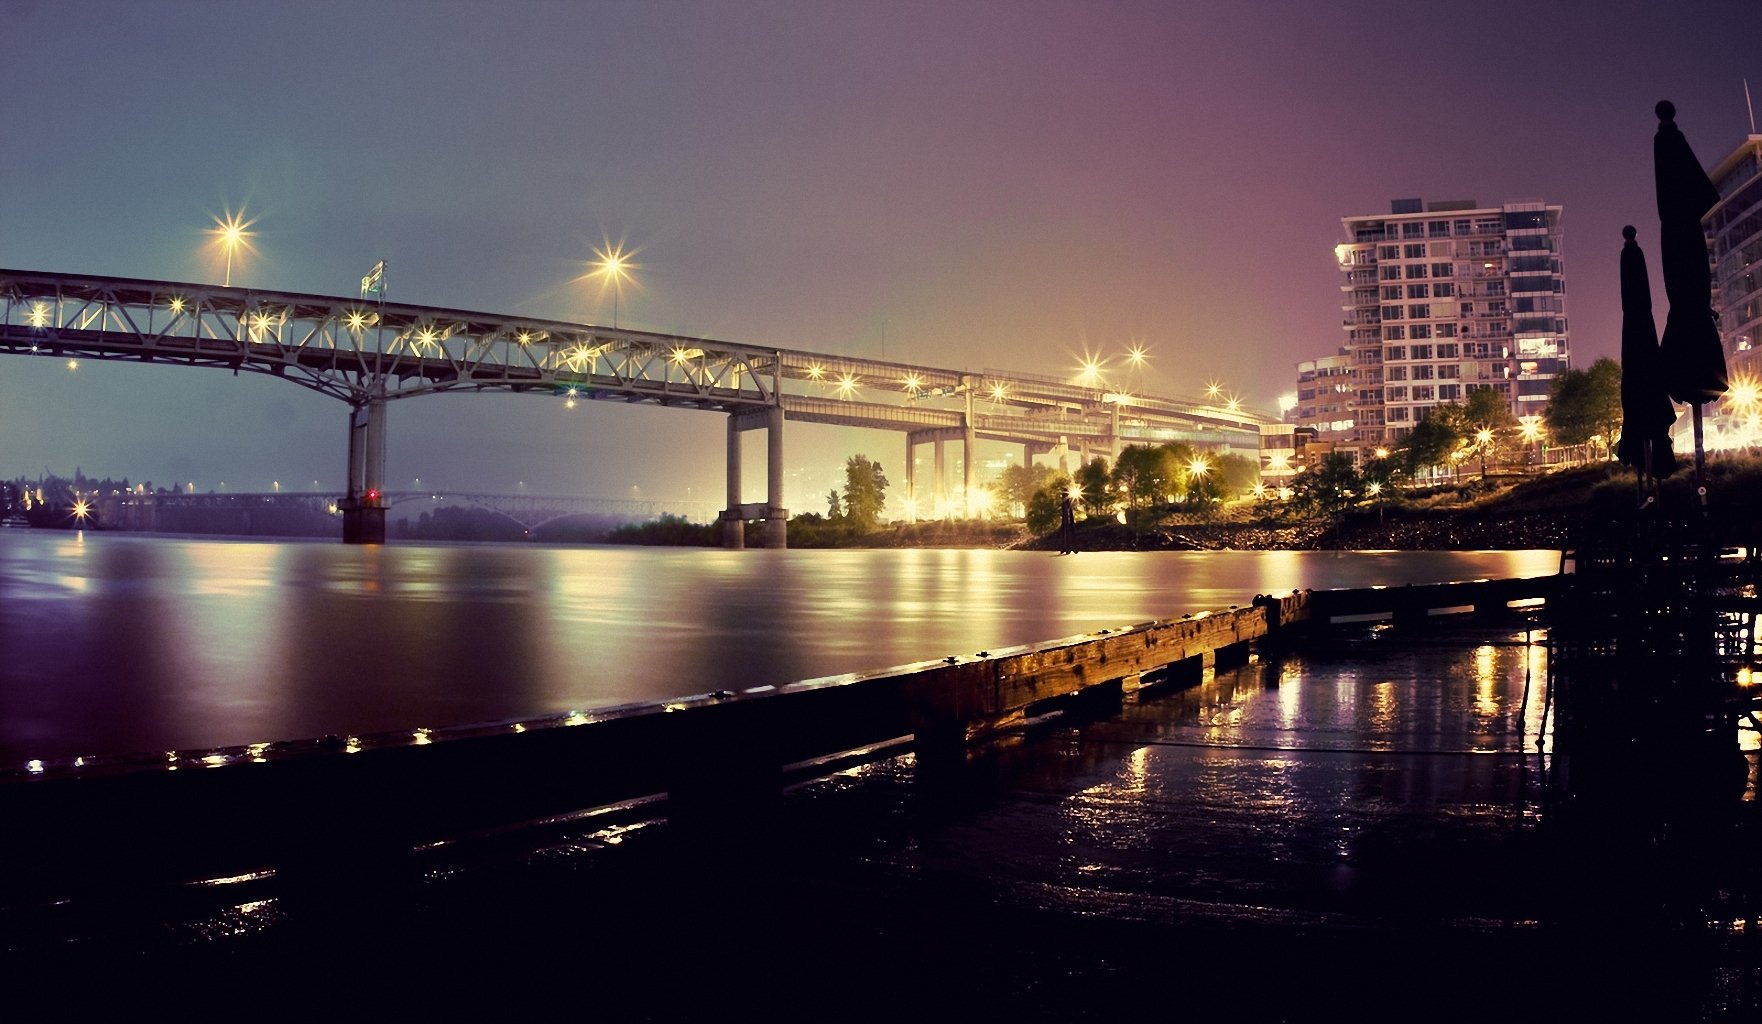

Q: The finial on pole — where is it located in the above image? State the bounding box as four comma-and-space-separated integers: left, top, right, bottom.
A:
1656, 99, 1675, 123
1622, 224, 1637, 242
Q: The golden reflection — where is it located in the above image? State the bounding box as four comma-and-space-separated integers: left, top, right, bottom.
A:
1369, 679, 1395, 735
412, 727, 432, 745
344, 736, 363, 754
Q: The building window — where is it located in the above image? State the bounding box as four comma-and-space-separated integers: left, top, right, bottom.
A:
1408, 303, 1430, 318
1436, 323, 1457, 337
1454, 219, 1472, 234
1379, 245, 1400, 260
1432, 282, 1454, 297
1429, 221, 1450, 237
1386, 366, 1407, 381
1431, 263, 1455, 277
1382, 326, 1405, 341
1406, 284, 1429, 299
1387, 386, 1408, 401
1409, 344, 1432, 360
1403, 223, 1425, 238
1412, 365, 1434, 380
1382, 305, 1404, 320
1404, 243, 1427, 259
1436, 343, 1458, 358
1409, 324, 1432, 339
1438, 364, 1460, 378
1381, 266, 1402, 280
1405, 265, 1428, 279
1382, 286, 1403, 300
1388, 406, 1411, 422
1412, 386, 1435, 402
1385, 345, 1406, 360
1438, 384, 1461, 400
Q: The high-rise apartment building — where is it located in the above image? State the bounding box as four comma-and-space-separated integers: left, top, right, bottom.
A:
1323, 198, 1570, 461
1707, 133, 1762, 390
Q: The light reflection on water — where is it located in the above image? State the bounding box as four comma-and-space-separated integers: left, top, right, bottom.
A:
0, 532, 1558, 762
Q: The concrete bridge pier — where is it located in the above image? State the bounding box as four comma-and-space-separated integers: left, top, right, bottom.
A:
340, 396, 387, 544
721, 406, 788, 549
904, 435, 918, 522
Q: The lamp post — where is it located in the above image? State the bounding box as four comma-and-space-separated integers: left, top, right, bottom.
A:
592, 244, 633, 328
210, 210, 253, 287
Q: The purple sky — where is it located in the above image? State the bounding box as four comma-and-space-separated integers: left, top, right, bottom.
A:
3, 0, 1759, 512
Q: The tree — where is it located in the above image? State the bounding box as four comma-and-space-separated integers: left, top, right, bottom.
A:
841, 455, 888, 531
826, 489, 843, 518
1024, 477, 1071, 535
1400, 407, 1463, 477
1290, 451, 1360, 514
1214, 453, 1259, 499
1111, 445, 1171, 511
993, 462, 1057, 519
1544, 357, 1623, 453
1074, 457, 1111, 517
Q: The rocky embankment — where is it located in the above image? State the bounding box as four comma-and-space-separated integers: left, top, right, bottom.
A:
1042, 507, 1581, 552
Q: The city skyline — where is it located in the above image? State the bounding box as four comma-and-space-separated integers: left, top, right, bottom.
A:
2, 1, 1759, 509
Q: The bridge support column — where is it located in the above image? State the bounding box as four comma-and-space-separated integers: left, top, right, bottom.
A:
934, 440, 947, 519
722, 414, 744, 549
963, 421, 976, 518
765, 405, 786, 549
340, 398, 387, 545
904, 436, 917, 522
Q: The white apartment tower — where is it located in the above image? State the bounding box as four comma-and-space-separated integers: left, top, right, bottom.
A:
1330, 198, 1570, 459
1707, 134, 1762, 388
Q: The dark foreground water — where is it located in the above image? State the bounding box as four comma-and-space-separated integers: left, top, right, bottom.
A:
0, 530, 1558, 763
20, 622, 1761, 1020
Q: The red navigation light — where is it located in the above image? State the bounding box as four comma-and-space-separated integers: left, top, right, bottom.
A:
366, 488, 380, 502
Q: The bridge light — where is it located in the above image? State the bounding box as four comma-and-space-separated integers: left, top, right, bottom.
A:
806, 364, 825, 380
988, 382, 1008, 402
1204, 380, 1223, 400
903, 373, 923, 393
66, 359, 79, 372
1126, 344, 1148, 367
167, 296, 186, 314
835, 373, 858, 398
26, 302, 50, 328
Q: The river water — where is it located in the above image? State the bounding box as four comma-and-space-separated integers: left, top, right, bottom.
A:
0, 531, 1558, 764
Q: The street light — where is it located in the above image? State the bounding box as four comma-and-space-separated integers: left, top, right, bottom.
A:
210, 208, 255, 287
591, 242, 635, 328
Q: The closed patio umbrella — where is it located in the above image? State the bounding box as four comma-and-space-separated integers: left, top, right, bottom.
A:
1616, 225, 1676, 490
1653, 100, 1729, 503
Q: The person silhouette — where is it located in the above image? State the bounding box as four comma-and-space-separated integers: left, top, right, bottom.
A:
1058, 493, 1077, 554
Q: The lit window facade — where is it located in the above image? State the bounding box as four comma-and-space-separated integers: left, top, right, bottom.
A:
1308, 198, 1569, 463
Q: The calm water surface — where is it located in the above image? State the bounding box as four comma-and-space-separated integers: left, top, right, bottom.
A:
0, 531, 1558, 762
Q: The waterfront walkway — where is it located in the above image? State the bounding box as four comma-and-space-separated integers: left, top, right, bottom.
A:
15, 620, 1761, 1018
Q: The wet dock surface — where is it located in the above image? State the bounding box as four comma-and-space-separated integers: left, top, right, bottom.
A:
13, 622, 1762, 1019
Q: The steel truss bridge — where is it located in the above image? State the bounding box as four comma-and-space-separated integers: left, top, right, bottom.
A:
0, 268, 1281, 546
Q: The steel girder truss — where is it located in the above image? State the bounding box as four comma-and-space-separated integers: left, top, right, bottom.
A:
0, 269, 1275, 448
0, 270, 780, 409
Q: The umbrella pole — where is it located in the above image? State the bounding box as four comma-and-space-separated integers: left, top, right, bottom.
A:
1692, 402, 1708, 508
1640, 440, 1655, 510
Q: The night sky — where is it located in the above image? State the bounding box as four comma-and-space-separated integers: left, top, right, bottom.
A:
3, 0, 1759, 512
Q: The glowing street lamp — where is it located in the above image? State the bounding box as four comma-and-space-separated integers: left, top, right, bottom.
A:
591, 242, 635, 328
210, 209, 255, 287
